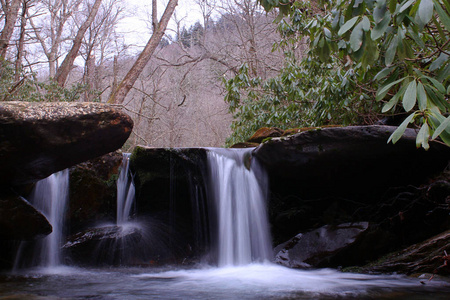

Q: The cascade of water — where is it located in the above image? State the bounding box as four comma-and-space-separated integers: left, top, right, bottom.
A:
116, 153, 135, 225
207, 148, 272, 267
14, 169, 70, 269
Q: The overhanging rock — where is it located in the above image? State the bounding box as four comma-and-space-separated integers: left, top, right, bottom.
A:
0, 101, 133, 186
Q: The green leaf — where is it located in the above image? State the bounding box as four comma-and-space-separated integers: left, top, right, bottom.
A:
382, 87, 403, 112
429, 53, 449, 72
422, 75, 446, 93
374, 66, 394, 81
437, 63, 450, 81
432, 0, 450, 31
385, 35, 398, 65
324, 27, 332, 40
338, 16, 359, 36
399, 0, 416, 13
361, 33, 379, 67
432, 115, 450, 139
416, 122, 430, 149
374, 0, 388, 23
362, 16, 371, 31
377, 77, 406, 100
417, 82, 427, 110
428, 111, 450, 145
424, 85, 448, 111
407, 27, 426, 48
389, 0, 397, 13
350, 21, 365, 51
403, 80, 417, 111
418, 0, 434, 25
371, 11, 391, 40
388, 113, 416, 144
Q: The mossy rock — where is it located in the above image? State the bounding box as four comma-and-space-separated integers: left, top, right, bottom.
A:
247, 127, 284, 143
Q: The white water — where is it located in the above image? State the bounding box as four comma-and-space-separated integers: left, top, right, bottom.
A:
6, 265, 448, 299
116, 153, 135, 225
14, 169, 70, 269
207, 148, 272, 266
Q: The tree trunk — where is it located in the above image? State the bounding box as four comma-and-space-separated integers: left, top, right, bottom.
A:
0, 0, 21, 57
152, 0, 158, 31
107, 0, 178, 104
54, 0, 103, 86
14, 0, 27, 82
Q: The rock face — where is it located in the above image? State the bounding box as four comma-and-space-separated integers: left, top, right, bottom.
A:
68, 151, 123, 235
251, 125, 449, 273
0, 193, 52, 240
0, 101, 133, 186
274, 222, 369, 268
254, 125, 450, 194
362, 230, 450, 276
130, 146, 209, 263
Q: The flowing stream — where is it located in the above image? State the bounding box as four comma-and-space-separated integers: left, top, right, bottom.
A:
13, 169, 70, 270
116, 153, 135, 225
207, 148, 271, 266
3, 149, 450, 299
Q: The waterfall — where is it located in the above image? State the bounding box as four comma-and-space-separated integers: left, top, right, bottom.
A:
14, 169, 70, 269
116, 153, 135, 225
207, 148, 272, 266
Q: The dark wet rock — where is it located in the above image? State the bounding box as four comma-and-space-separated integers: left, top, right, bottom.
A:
130, 146, 209, 262
63, 225, 143, 265
274, 222, 369, 268
254, 125, 450, 194
0, 101, 133, 186
68, 151, 123, 234
0, 192, 51, 240
247, 127, 284, 143
361, 230, 450, 276
269, 169, 450, 264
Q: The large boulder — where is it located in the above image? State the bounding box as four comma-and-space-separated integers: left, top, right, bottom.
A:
256, 125, 449, 257
0, 101, 133, 186
274, 222, 369, 268
254, 125, 450, 196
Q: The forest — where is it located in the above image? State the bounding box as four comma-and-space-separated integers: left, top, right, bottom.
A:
1, 0, 449, 149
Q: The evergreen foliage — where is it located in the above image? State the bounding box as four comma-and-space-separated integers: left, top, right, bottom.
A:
224, 0, 449, 148
0, 59, 96, 102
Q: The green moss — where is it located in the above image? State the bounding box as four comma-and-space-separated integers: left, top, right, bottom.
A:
104, 173, 119, 188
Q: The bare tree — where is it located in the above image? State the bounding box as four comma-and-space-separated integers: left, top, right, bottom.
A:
55, 0, 102, 86
28, 0, 83, 77
0, 0, 21, 57
14, 0, 30, 81
107, 0, 178, 104
77, 0, 124, 100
